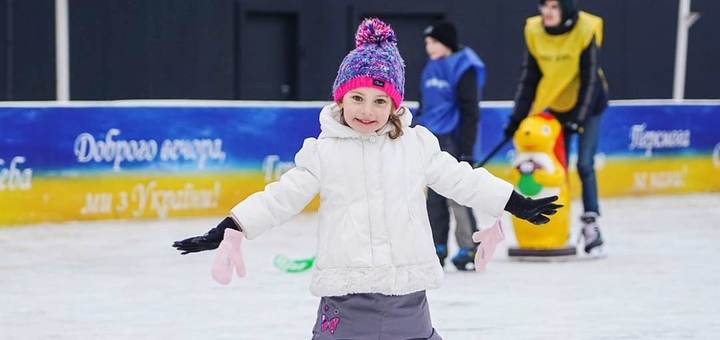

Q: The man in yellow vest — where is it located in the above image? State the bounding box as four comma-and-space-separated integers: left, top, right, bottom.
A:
504, 0, 608, 257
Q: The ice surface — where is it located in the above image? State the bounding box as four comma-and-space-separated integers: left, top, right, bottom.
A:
1, 193, 720, 339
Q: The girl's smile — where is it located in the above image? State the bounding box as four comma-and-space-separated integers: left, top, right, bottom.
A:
338, 87, 393, 134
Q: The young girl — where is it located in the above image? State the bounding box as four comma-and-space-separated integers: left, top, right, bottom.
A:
173, 18, 560, 339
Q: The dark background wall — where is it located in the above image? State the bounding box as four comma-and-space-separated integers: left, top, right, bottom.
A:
0, 0, 718, 101
1, 0, 55, 100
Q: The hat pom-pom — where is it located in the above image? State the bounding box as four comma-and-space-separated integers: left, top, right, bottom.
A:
355, 18, 396, 48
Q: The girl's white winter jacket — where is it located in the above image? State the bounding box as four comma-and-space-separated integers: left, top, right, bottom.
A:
231, 103, 513, 297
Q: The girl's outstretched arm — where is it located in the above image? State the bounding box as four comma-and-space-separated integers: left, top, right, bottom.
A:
417, 127, 561, 226
230, 138, 321, 239
172, 139, 320, 253
416, 126, 513, 221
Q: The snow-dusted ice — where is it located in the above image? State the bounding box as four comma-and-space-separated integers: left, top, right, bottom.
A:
1, 193, 720, 339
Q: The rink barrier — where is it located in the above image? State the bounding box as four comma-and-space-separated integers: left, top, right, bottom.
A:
1, 99, 719, 225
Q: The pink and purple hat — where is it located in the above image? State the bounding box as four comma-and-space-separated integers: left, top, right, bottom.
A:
332, 18, 405, 108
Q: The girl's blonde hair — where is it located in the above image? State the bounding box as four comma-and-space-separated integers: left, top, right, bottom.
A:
387, 106, 406, 139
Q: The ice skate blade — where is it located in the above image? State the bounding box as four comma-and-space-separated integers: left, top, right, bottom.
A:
453, 263, 476, 272
583, 246, 608, 260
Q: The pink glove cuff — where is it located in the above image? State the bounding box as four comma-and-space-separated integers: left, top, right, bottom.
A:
223, 227, 244, 243
472, 220, 505, 244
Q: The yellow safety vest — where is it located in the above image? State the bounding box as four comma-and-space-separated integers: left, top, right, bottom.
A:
525, 11, 605, 115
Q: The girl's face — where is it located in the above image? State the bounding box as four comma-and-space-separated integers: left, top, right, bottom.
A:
338, 87, 393, 134
541, 0, 562, 27
425, 36, 452, 60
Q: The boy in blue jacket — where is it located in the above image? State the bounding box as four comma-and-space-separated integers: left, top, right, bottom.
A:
415, 21, 486, 270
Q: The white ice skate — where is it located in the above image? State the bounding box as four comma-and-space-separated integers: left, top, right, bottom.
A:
579, 212, 607, 259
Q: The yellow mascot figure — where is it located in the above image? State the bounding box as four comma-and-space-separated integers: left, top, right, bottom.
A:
508, 113, 574, 257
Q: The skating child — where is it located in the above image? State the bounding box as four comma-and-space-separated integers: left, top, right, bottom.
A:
416, 20, 488, 270
173, 18, 560, 339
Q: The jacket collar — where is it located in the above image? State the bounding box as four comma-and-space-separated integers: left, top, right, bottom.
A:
318, 103, 413, 139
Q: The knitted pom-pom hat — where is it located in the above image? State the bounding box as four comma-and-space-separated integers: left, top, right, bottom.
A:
332, 18, 405, 108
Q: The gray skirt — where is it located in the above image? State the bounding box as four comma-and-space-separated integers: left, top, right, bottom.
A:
311, 290, 442, 339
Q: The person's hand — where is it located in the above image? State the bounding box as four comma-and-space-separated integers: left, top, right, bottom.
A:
503, 119, 521, 138
504, 191, 562, 225
212, 228, 246, 284
563, 120, 583, 134
471, 220, 505, 273
172, 217, 239, 255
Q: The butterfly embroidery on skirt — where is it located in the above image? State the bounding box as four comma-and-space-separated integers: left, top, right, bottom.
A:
321, 314, 340, 334
320, 304, 341, 335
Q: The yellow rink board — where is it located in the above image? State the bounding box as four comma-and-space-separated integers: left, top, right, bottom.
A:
486, 156, 720, 199
0, 172, 319, 225
1, 156, 718, 225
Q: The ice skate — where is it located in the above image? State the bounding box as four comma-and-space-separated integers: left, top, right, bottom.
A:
451, 247, 476, 271
580, 212, 607, 258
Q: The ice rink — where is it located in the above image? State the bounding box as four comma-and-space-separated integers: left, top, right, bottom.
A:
2, 193, 720, 339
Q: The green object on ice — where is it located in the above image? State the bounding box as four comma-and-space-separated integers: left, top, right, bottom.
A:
518, 174, 543, 196
273, 254, 315, 273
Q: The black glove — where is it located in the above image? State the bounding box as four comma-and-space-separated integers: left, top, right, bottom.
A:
172, 217, 240, 255
504, 191, 563, 225
563, 120, 582, 134
503, 119, 521, 138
